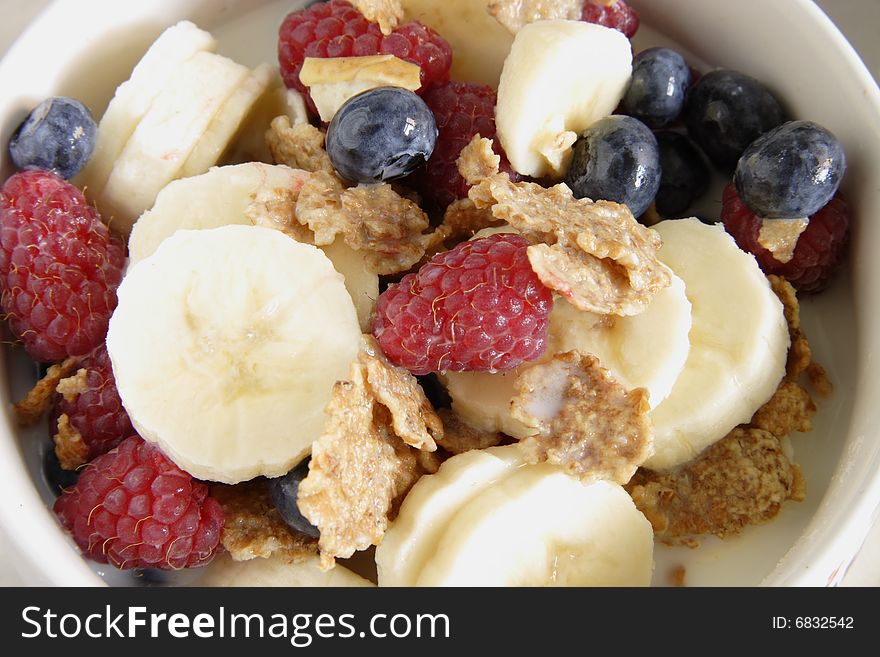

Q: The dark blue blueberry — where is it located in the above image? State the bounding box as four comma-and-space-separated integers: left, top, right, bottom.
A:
684, 70, 785, 168
653, 131, 709, 218
325, 86, 437, 184
42, 445, 80, 496
564, 115, 661, 218
621, 47, 690, 128
8, 96, 97, 180
734, 120, 846, 219
270, 459, 320, 538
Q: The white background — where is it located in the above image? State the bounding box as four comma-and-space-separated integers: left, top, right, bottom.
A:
0, 0, 878, 586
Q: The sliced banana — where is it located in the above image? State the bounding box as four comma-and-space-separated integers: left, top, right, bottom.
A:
128, 162, 378, 331
376, 446, 523, 586
106, 225, 361, 484
442, 267, 691, 437
200, 554, 373, 587
99, 51, 250, 234
646, 218, 789, 471
379, 445, 653, 586
495, 20, 632, 177
75, 21, 217, 198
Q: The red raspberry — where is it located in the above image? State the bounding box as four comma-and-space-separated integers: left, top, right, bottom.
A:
581, 0, 640, 39
372, 233, 553, 375
0, 170, 125, 362
278, 0, 452, 110
408, 81, 518, 211
720, 183, 850, 293
52, 343, 134, 462
53, 436, 224, 570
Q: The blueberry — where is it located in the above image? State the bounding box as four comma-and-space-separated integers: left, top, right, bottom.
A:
42, 446, 80, 496
269, 459, 320, 538
653, 131, 709, 218
564, 115, 661, 218
684, 70, 785, 168
325, 86, 437, 184
621, 48, 690, 128
8, 96, 97, 179
734, 120, 845, 219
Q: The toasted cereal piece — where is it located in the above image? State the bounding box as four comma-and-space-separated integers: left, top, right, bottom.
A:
52, 413, 89, 471
468, 169, 670, 316
488, 0, 583, 34
751, 380, 816, 438
12, 357, 78, 426
266, 116, 334, 173
243, 169, 314, 243
351, 0, 404, 35
435, 408, 505, 455
511, 351, 653, 484
212, 479, 318, 562
628, 427, 804, 545
457, 135, 501, 186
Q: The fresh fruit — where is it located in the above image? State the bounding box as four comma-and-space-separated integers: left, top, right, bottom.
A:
8, 97, 97, 180
299, 54, 422, 122
376, 446, 526, 586
581, 0, 640, 38
0, 169, 125, 362
98, 51, 250, 234
379, 445, 654, 586
277, 0, 452, 104
721, 183, 850, 293
684, 69, 786, 168
442, 266, 692, 436
408, 80, 515, 210
400, 0, 514, 87
127, 162, 378, 331
496, 20, 632, 178
734, 120, 846, 219
269, 458, 320, 539
52, 343, 134, 462
646, 218, 790, 471
653, 131, 710, 218
106, 225, 362, 484
564, 115, 661, 218
371, 233, 554, 375
325, 86, 437, 183
75, 21, 216, 198
53, 435, 224, 570
620, 48, 690, 128
201, 553, 373, 587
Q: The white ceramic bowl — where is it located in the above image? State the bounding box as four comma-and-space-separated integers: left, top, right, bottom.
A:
1, 0, 879, 586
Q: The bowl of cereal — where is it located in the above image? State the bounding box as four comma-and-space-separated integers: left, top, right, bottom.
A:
0, 0, 878, 587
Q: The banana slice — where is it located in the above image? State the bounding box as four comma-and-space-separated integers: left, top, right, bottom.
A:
128, 162, 378, 331
495, 20, 632, 177
75, 21, 217, 198
442, 268, 691, 437
646, 218, 789, 471
200, 554, 373, 587
376, 446, 523, 586
106, 225, 361, 483
99, 51, 250, 234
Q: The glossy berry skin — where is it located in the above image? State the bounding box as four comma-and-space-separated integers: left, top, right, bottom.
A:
269, 458, 320, 539
581, 0, 639, 38
734, 120, 846, 219
654, 131, 710, 218
408, 81, 518, 211
684, 69, 785, 168
565, 115, 661, 218
326, 87, 437, 184
52, 343, 135, 462
721, 183, 849, 293
53, 436, 224, 570
372, 233, 553, 375
0, 170, 125, 362
8, 97, 97, 180
621, 48, 690, 128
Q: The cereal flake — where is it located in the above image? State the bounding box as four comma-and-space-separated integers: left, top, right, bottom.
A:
751, 380, 816, 438
244, 171, 314, 243
212, 479, 318, 562
350, 0, 403, 35
511, 351, 653, 484
266, 116, 334, 174
488, 0, 584, 34
468, 172, 671, 315
298, 339, 442, 568
53, 413, 89, 471
436, 408, 505, 455
457, 135, 501, 186
758, 217, 809, 264
13, 357, 77, 426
